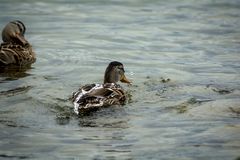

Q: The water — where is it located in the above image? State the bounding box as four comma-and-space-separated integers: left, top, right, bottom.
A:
0, 0, 240, 159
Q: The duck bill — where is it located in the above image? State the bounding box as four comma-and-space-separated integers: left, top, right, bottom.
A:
15, 33, 28, 46
120, 74, 131, 84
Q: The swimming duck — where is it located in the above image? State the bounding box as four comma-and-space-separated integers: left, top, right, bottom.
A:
72, 61, 131, 115
0, 20, 36, 67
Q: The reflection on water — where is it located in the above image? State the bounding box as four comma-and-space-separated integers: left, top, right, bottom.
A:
78, 107, 129, 128
0, 86, 32, 97
0, 66, 32, 82
0, 0, 240, 159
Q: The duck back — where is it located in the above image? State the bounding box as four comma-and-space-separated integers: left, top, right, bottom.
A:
72, 83, 126, 115
0, 43, 35, 66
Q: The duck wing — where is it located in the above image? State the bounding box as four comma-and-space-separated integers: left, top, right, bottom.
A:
0, 43, 35, 66
0, 45, 16, 65
73, 83, 126, 115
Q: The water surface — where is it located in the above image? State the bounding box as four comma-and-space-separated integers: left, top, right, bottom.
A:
0, 0, 240, 159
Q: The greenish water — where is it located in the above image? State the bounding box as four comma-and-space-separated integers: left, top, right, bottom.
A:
0, 0, 240, 159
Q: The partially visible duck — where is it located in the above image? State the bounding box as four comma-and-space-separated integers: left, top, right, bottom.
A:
72, 61, 131, 115
0, 20, 36, 67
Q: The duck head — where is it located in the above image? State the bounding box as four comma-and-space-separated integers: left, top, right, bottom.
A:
104, 61, 131, 84
2, 20, 28, 46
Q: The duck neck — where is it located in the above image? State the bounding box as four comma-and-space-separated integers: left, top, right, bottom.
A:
104, 69, 119, 84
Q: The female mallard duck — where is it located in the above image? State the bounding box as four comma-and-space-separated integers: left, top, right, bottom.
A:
72, 61, 131, 115
0, 20, 36, 67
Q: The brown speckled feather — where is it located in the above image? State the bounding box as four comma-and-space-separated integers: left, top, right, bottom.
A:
72, 83, 127, 115
0, 43, 35, 66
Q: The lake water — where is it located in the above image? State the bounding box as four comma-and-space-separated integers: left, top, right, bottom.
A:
0, 0, 240, 159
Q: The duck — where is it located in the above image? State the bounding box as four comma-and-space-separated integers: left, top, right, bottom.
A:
72, 61, 131, 115
0, 20, 36, 67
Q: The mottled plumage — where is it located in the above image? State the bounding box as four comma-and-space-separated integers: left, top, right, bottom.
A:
0, 43, 35, 66
0, 20, 36, 67
72, 61, 131, 115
